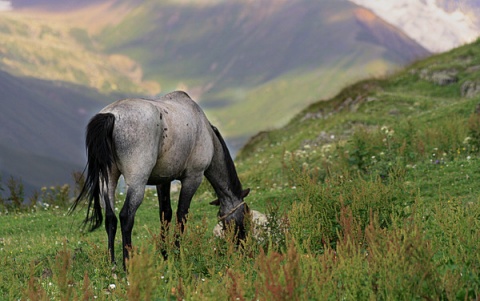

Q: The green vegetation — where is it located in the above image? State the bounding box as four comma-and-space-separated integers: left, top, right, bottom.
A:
0, 13, 152, 94
1, 40, 480, 300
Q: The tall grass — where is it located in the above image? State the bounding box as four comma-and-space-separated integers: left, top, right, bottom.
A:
2, 135, 478, 300
2, 41, 480, 300
1, 110, 479, 300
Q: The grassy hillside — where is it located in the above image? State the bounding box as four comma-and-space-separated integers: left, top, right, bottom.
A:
1, 38, 479, 299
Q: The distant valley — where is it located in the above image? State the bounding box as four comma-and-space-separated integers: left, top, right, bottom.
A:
0, 0, 433, 195
0, 70, 122, 193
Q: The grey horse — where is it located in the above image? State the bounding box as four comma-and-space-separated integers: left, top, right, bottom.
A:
71, 91, 250, 268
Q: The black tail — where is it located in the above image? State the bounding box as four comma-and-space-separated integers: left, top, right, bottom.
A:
70, 113, 116, 232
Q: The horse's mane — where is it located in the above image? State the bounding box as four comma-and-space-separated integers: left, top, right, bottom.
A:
210, 125, 243, 197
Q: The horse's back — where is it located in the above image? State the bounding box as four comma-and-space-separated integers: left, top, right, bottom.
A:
100, 99, 163, 180
159, 91, 192, 101
99, 92, 215, 184
151, 92, 215, 179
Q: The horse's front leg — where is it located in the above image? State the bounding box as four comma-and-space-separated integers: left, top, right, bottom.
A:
176, 175, 203, 245
156, 182, 172, 259
119, 185, 146, 270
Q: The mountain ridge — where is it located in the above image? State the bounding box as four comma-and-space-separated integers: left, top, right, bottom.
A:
0, 0, 430, 194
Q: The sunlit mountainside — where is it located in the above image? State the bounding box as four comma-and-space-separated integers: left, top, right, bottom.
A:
0, 0, 431, 194
4, 0, 429, 135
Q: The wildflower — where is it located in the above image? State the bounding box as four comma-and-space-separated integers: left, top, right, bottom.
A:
108, 284, 116, 290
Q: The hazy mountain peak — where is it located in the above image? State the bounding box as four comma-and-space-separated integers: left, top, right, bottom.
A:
0, 0, 12, 11
349, 0, 480, 53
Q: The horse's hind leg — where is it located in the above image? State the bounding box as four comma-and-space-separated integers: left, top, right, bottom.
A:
157, 182, 172, 259
119, 183, 146, 269
104, 167, 120, 264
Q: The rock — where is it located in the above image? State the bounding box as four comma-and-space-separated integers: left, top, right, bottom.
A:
430, 70, 458, 86
213, 210, 268, 239
389, 109, 401, 116
337, 95, 365, 113
467, 65, 480, 73
419, 68, 430, 79
301, 111, 323, 121
475, 103, 480, 115
461, 80, 480, 98
419, 68, 458, 86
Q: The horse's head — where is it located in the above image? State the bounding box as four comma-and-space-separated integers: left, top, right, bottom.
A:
210, 188, 250, 241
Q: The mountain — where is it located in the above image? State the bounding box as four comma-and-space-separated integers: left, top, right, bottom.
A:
0, 0, 431, 194
0, 70, 119, 195
348, 0, 480, 53
2, 0, 429, 139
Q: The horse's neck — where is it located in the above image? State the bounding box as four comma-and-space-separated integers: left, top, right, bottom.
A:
204, 143, 240, 203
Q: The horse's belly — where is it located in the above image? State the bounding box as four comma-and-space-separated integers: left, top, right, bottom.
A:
146, 174, 174, 185
147, 165, 179, 183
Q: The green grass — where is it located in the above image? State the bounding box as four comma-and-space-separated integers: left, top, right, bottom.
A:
1, 38, 480, 300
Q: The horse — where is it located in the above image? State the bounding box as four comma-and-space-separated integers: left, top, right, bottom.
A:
70, 91, 250, 268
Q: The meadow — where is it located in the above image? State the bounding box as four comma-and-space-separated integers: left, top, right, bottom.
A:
1, 40, 480, 300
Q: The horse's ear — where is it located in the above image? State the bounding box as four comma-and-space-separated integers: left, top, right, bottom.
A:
209, 199, 220, 206
242, 188, 250, 198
